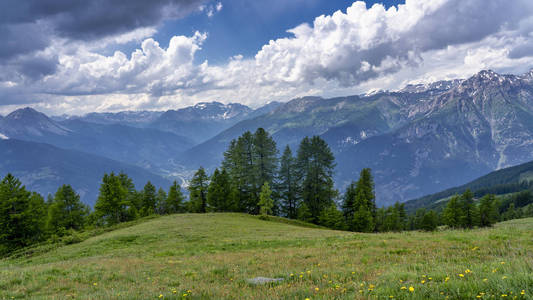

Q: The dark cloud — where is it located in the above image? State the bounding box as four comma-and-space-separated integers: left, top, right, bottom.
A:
0, 23, 50, 61
14, 55, 59, 81
0, 0, 207, 59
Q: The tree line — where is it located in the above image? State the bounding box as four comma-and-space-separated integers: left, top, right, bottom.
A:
1, 128, 533, 255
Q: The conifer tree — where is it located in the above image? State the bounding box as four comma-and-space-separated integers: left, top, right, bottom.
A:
47, 184, 89, 235
0, 174, 46, 253
253, 128, 278, 190
94, 172, 131, 225
140, 181, 156, 216
479, 194, 498, 227
459, 189, 478, 228
296, 136, 337, 223
341, 181, 357, 223
348, 168, 376, 231
394, 202, 408, 231
352, 205, 374, 232
297, 202, 313, 223
442, 195, 463, 228
164, 181, 185, 214
188, 167, 209, 213
420, 210, 438, 231
258, 182, 274, 216
278, 146, 298, 218
318, 203, 346, 230
207, 168, 235, 212
155, 187, 167, 215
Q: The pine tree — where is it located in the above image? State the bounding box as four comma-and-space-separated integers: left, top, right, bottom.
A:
442, 195, 463, 228
0, 174, 46, 253
46, 184, 89, 235
188, 167, 209, 213
164, 181, 185, 214
296, 136, 337, 224
278, 146, 298, 218
140, 181, 157, 216
258, 182, 274, 216
478, 194, 498, 227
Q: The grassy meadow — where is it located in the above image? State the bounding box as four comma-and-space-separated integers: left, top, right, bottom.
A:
0, 213, 532, 299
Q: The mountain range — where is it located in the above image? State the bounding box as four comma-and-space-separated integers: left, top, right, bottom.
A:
2, 69, 533, 206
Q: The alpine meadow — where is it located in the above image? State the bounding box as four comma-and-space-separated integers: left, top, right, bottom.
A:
1, 0, 533, 299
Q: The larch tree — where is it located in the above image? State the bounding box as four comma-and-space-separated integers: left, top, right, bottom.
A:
46, 184, 89, 235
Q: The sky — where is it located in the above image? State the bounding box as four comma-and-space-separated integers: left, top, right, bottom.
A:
0, 0, 533, 115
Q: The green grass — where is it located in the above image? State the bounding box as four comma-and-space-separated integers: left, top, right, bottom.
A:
1, 213, 532, 299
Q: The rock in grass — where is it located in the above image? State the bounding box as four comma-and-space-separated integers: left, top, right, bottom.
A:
247, 277, 284, 285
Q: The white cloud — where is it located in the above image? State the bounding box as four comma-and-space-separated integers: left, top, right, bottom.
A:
2, 0, 533, 115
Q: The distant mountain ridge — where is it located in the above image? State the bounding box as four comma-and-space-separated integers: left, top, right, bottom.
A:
0, 139, 170, 206
52, 101, 282, 144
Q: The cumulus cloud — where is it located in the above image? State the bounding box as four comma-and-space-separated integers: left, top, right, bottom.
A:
2, 0, 533, 115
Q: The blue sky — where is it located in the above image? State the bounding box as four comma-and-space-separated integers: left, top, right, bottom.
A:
154, 0, 405, 64
0, 0, 531, 115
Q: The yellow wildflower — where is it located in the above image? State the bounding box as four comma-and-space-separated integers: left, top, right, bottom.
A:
521, 290, 525, 295
501, 262, 505, 265
369, 284, 375, 289
459, 274, 464, 277
400, 286, 407, 290
501, 294, 507, 297
445, 277, 450, 282
290, 273, 294, 277
502, 276, 507, 280
483, 278, 488, 282
183, 294, 188, 297
159, 294, 163, 298
421, 280, 425, 284
93, 283, 98, 286
465, 269, 471, 273
409, 286, 414, 292
315, 287, 319, 292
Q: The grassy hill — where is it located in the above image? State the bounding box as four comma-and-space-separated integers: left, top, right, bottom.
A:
404, 159, 533, 213
1, 213, 532, 299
